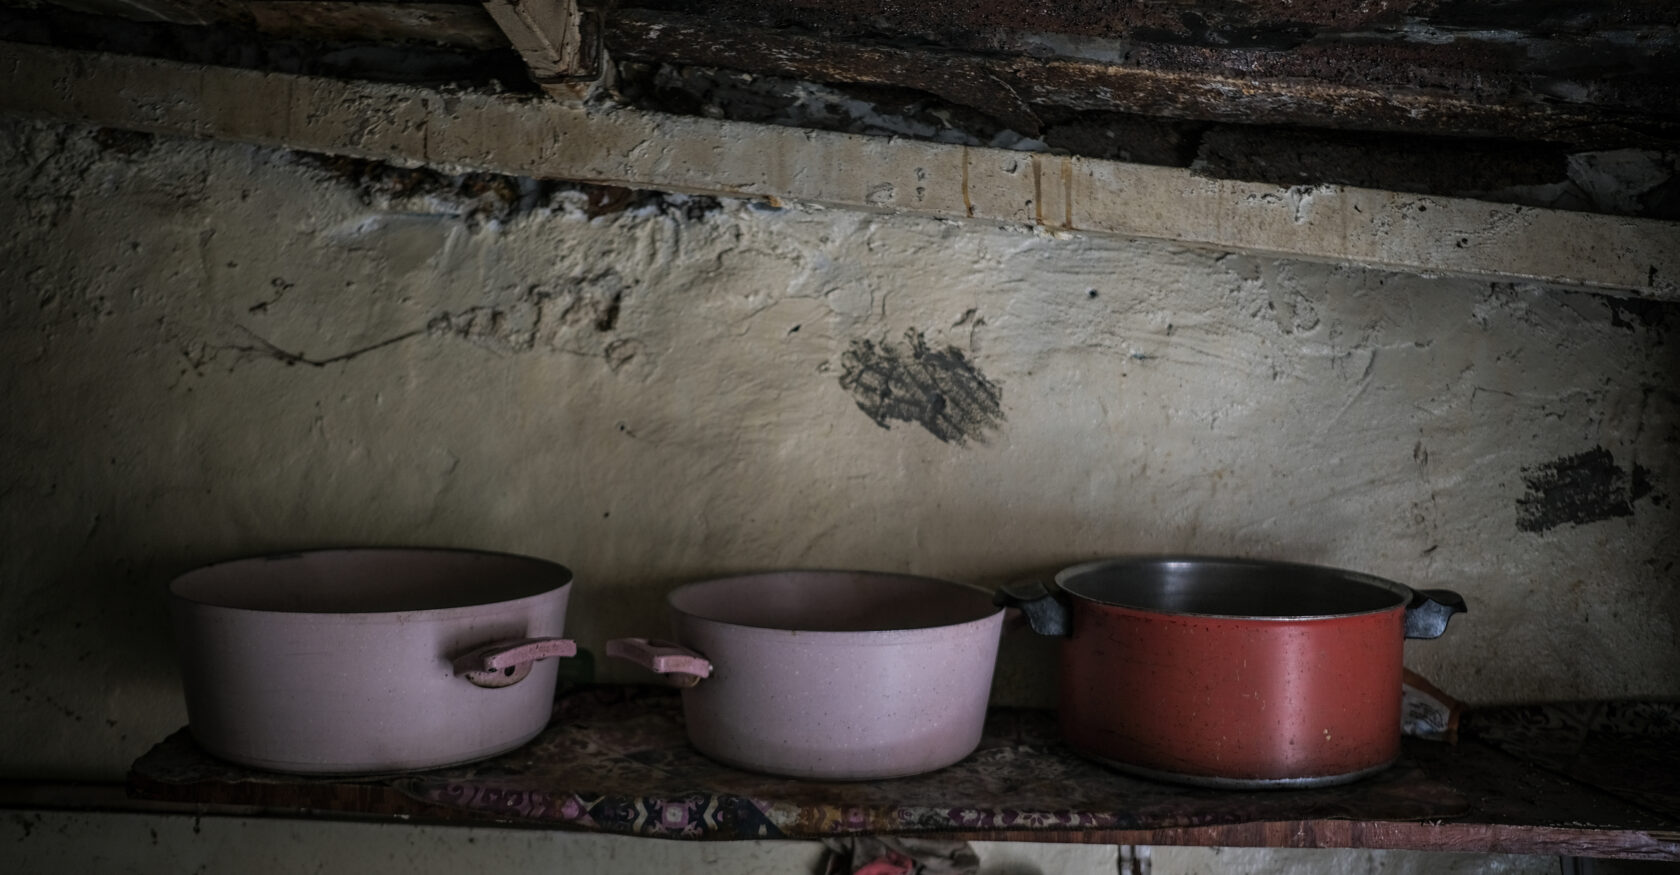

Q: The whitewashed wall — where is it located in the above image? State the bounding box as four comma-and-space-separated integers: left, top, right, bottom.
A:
1, 116, 1675, 792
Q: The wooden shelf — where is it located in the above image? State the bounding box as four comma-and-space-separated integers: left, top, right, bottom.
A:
114, 688, 1679, 861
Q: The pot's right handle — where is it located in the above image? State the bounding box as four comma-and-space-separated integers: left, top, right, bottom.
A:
605, 638, 713, 688
1405, 589, 1467, 639
992, 579, 1072, 637
453, 636, 577, 688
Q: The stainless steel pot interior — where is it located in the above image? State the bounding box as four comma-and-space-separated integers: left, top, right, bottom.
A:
1056, 557, 1409, 619
669, 571, 999, 632
170, 549, 572, 614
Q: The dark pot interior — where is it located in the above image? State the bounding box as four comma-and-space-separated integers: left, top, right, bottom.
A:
1056, 557, 1409, 619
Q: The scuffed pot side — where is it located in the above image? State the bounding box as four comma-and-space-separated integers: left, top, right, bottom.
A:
1060, 605, 1406, 785
173, 597, 567, 774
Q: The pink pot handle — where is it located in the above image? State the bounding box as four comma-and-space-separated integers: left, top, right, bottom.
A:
605, 637, 712, 688
453, 636, 577, 688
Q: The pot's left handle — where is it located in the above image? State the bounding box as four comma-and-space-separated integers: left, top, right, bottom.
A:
1404, 589, 1467, 639
453, 637, 577, 688
992, 579, 1072, 637
605, 638, 712, 688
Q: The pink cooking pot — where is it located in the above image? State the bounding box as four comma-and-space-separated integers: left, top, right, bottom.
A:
170, 548, 576, 774
606, 570, 1005, 780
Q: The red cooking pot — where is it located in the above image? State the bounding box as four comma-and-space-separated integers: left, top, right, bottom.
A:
996, 556, 1466, 788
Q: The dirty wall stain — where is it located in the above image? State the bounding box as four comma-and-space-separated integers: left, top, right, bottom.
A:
839, 329, 1003, 445
1516, 446, 1663, 533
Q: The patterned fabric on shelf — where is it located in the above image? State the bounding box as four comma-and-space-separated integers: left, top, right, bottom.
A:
394, 687, 1467, 838
133, 686, 1469, 840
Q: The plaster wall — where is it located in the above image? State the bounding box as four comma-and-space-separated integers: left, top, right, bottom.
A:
0, 115, 1676, 790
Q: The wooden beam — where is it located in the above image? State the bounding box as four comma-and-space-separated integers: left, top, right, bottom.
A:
30, 0, 234, 26
479, 0, 596, 98
247, 2, 506, 51
2, 41, 1675, 299
26, 1, 509, 51
604, 9, 1680, 148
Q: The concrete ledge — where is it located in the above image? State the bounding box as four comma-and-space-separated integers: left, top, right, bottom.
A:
3, 41, 1676, 298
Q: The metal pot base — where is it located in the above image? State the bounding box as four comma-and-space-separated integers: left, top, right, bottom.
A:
1081, 751, 1398, 790
694, 745, 974, 782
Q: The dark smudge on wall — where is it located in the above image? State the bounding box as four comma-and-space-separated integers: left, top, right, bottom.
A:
1516, 446, 1662, 533
839, 329, 1003, 445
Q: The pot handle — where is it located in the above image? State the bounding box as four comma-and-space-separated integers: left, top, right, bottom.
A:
992, 579, 1072, 637
453, 636, 577, 689
1404, 589, 1467, 639
605, 637, 713, 688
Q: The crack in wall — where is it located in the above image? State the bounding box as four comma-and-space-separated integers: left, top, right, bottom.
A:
223, 324, 425, 368
293, 152, 724, 227
203, 275, 642, 373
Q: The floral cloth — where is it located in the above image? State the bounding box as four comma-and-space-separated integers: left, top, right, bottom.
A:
394, 687, 1466, 838
133, 686, 1468, 840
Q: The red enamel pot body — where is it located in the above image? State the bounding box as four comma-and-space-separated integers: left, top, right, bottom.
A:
999, 557, 1465, 788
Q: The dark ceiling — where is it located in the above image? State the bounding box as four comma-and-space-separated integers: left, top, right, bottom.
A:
2, 0, 1677, 217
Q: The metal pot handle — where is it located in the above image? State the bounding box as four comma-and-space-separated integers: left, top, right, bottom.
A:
1404, 589, 1467, 639
992, 579, 1072, 637
605, 637, 713, 688
453, 636, 577, 688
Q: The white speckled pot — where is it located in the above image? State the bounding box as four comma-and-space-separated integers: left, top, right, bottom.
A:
170, 549, 576, 774
608, 571, 1005, 780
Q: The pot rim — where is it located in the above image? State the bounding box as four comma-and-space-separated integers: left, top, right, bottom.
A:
666, 569, 1004, 639
169, 546, 573, 618
1054, 555, 1414, 622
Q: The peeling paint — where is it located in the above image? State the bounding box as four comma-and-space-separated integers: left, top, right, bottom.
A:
1516, 447, 1663, 534
1606, 296, 1672, 333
